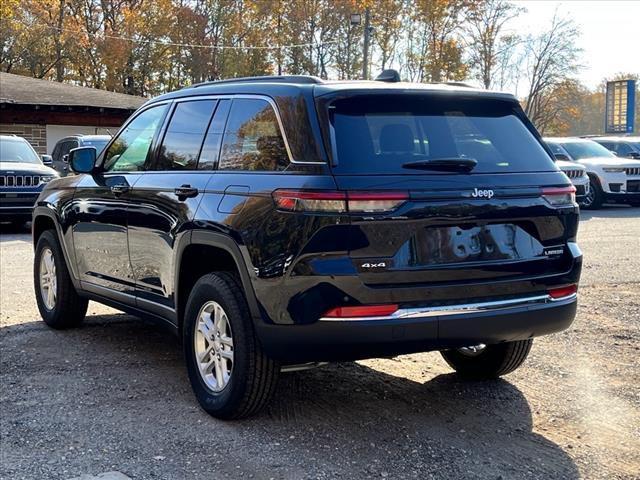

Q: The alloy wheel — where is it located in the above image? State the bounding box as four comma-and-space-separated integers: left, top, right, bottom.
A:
39, 247, 57, 310
194, 301, 234, 392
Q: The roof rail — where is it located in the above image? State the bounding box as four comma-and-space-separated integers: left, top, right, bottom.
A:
189, 75, 324, 88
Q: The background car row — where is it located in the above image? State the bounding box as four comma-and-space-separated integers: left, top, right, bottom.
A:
544, 137, 640, 209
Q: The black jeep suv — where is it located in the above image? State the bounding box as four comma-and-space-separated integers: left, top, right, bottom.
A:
32, 74, 582, 419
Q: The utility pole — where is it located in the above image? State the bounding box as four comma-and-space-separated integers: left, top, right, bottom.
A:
362, 8, 371, 80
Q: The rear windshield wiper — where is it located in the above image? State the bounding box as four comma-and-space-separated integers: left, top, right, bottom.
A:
402, 158, 478, 172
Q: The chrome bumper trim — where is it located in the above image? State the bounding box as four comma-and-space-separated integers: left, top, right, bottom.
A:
319, 293, 577, 322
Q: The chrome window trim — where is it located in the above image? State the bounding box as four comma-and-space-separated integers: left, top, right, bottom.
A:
172, 93, 325, 166
319, 293, 577, 322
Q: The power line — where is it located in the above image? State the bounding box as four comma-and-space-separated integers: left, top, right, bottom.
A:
16, 20, 338, 51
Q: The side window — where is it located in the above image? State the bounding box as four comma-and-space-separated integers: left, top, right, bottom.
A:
219, 98, 289, 171
52, 143, 62, 162
199, 100, 231, 170
152, 100, 216, 171
61, 141, 75, 160
616, 143, 632, 156
103, 104, 168, 172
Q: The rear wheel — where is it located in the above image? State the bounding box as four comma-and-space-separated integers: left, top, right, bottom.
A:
183, 272, 280, 419
440, 339, 533, 379
34, 230, 88, 328
581, 176, 603, 209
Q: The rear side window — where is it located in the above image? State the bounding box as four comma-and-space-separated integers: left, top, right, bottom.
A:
327, 95, 556, 174
153, 100, 216, 170
219, 98, 289, 171
198, 100, 231, 170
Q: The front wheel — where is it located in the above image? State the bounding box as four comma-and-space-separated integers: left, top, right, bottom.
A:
440, 339, 533, 379
581, 176, 603, 209
183, 272, 280, 419
34, 230, 88, 328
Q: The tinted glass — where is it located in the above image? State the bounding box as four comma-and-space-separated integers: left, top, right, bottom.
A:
560, 140, 615, 160
83, 139, 109, 154
615, 143, 633, 155
546, 142, 565, 155
0, 138, 40, 164
219, 99, 288, 171
104, 104, 167, 172
199, 100, 230, 170
153, 100, 216, 170
328, 95, 556, 174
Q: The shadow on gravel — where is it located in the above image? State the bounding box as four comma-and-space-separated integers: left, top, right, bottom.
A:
0, 221, 31, 243
1, 314, 580, 479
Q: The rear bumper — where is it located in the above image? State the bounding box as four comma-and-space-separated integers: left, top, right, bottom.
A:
258, 293, 577, 362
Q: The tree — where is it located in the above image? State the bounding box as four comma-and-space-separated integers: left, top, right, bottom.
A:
522, 12, 582, 131
464, 0, 523, 89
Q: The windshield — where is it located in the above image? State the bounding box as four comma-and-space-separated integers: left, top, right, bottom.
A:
83, 139, 109, 154
560, 140, 615, 160
327, 94, 556, 174
0, 139, 41, 164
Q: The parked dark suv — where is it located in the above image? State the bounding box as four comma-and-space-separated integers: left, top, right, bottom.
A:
50, 134, 111, 176
32, 74, 582, 419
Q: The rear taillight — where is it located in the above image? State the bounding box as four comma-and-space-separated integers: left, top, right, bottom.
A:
273, 190, 346, 213
542, 186, 576, 207
272, 190, 408, 213
548, 284, 577, 299
323, 304, 399, 318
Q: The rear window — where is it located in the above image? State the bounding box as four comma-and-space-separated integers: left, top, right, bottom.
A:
327, 95, 556, 174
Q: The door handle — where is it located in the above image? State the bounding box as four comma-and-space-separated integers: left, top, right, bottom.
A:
110, 185, 130, 195
174, 184, 199, 199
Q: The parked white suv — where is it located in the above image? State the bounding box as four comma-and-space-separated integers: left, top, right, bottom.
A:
545, 137, 640, 209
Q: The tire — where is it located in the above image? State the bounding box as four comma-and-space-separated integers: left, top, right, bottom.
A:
34, 230, 88, 329
581, 176, 603, 209
183, 272, 280, 419
440, 339, 533, 379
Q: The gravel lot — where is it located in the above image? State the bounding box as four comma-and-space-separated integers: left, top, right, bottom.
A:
1, 207, 639, 480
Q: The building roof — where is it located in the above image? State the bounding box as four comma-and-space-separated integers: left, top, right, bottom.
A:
0, 72, 145, 111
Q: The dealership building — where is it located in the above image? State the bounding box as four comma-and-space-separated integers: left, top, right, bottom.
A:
0, 72, 145, 154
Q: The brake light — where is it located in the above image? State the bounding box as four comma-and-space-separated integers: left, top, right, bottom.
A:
542, 186, 576, 207
323, 304, 399, 318
272, 190, 408, 213
548, 284, 577, 299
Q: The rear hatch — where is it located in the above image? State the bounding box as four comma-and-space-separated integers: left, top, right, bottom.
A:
317, 91, 578, 296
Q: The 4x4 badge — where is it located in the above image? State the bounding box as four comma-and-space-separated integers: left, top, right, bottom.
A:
471, 188, 494, 199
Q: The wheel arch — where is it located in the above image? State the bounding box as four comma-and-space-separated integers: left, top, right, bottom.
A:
175, 230, 262, 337
32, 207, 81, 288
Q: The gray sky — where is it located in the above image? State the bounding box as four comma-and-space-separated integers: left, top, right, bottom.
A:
509, 1, 640, 90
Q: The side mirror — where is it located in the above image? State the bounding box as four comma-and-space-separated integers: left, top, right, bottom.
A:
68, 147, 97, 174
41, 154, 53, 166
628, 152, 640, 159
553, 153, 570, 161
